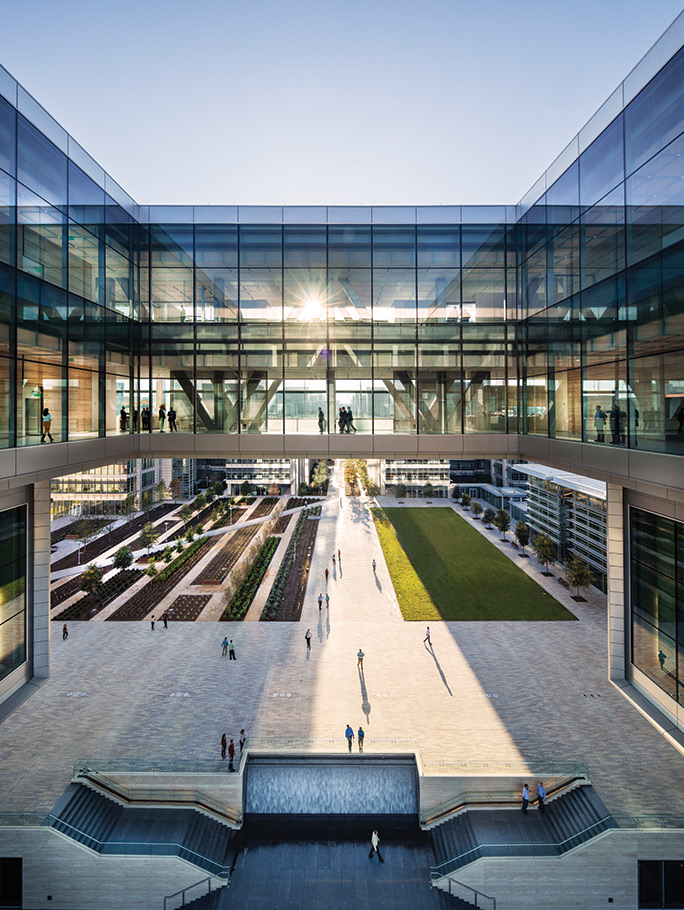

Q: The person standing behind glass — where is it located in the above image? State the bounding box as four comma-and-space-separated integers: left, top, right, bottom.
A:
318, 407, 325, 434
594, 405, 607, 442
158, 403, 166, 432
168, 406, 177, 432
338, 408, 346, 433
345, 407, 357, 434
41, 408, 53, 443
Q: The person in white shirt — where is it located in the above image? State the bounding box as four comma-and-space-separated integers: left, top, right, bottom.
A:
368, 829, 384, 862
521, 783, 530, 814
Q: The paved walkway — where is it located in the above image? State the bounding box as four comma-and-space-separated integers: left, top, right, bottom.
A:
2, 475, 684, 828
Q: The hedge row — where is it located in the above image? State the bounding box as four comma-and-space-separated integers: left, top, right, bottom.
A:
155, 537, 206, 582
221, 536, 280, 621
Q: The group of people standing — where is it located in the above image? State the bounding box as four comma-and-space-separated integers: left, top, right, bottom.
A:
220, 729, 246, 771
119, 404, 178, 433
521, 781, 546, 814
593, 403, 628, 445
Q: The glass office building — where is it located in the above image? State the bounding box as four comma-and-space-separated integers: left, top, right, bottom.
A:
0, 14, 683, 726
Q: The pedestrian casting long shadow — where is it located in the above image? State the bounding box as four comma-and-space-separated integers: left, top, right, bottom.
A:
374, 574, 383, 592
318, 615, 324, 644
358, 667, 371, 723
426, 643, 453, 696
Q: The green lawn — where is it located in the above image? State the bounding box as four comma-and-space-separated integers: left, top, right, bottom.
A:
372, 507, 576, 622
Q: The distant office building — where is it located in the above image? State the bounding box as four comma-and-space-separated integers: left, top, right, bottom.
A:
514, 464, 607, 592
50, 459, 156, 517
384, 459, 451, 497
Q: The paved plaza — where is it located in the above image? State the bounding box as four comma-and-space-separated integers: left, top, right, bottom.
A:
2, 474, 684, 825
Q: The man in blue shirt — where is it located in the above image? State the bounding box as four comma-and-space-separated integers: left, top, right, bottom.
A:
536, 782, 546, 813
345, 724, 354, 752
358, 726, 365, 752
521, 783, 529, 814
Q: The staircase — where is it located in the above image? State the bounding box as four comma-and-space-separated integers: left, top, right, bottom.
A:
431, 785, 616, 886
46, 783, 234, 876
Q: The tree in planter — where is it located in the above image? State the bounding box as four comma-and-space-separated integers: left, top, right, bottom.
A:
311, 459, 329, 493
423, 482, 434, 498
240, 480, 253, 497
461, 493, 472, 511
169, 477, 182, 500
471, 502, 483, 520
178, 505, 192, 523
533, 533, 556, 575
565, 555, 594, 599
515, 521, 531, 555
121, 494, 136, 515
145, 562, 158, 578
193, 493, 206, 511
140, 522, 159, 555
268, 482, 281, 496
297, 482, 310, 496
154, 480, 167, 502
494, 509, 511, 540
185, 527, 195, 543
80, 565, 103, 595
394, 482, 407, 498
113, 546, 134, 571
213, 479, 226, 498
141, 490, 154, 511
483, 508, 496, 528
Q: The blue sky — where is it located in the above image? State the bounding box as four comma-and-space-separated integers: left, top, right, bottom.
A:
2, 0, 683, 205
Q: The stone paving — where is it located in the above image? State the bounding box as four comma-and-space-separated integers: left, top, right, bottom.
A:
2, 466, 684, 827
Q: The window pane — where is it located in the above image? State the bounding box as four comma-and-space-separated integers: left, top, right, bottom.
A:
579, 114, 624, 209
639, 860, 662, 909
17, 115, 67, 207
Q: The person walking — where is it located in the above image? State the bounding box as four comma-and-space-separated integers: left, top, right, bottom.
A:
318, 593, 323, 611
325, 568, 329, 584
325, 593, 330, 609
305, 629, 312, 651
369, 830, 384, 862
357, 648, 365, 669
338, 549, 341, 562
372, 559, 376, 573
521, 783, 530, 815
151, 616, 156, 631
659, 649, 667, 670
358, 726, 365, 752
228, 738, 235, 771
229, 640, 236, 660
239, 729, 246, 753
62, 623, 68, 641
536, 782, 546, 814
221, 637, 228, 656
221, 733, 227, 760
423, 626, 431, 645
158, 403, 166, 432
318, 407, 325, 434
162, 611, 169, 630
345, 406, 357, 434
338, 408, 346, 433
41, 408, 54, 443
345, 724, 354, 752
168, 406, 177, 432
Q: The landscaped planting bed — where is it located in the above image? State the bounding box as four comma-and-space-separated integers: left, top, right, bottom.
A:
167, 594, 211, 621
53, 569, 143, 622
51, 518, 111, 545
261, 507, 321, 622
221, 537, 280, 621
169, 502, 216, 540
52, 503, 178, 572
272, 513, 292, 534
248, 497, 278, 520
192, 525, 261, 585
106, 537, 214, 621
50, 574, 85, 609
209, 505, 247, 530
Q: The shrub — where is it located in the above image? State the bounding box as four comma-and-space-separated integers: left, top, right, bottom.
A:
113, 546, 133, 571
80, 565, 103, 594
394, 483, 407, 498
494, 509, 511, 540
471, 502, 483, 519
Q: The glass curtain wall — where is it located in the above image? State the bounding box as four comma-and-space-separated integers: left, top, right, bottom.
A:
0, 505, 26, 684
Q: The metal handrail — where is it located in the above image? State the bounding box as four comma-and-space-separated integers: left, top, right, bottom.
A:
75, 770, 241, 826
421, 773, 588, 827
444, 877, 496, 909
164, 876, 227, 910
430, 814, 615, 878
45, 813, 231, 875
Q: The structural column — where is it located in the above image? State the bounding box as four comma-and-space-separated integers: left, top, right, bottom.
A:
606, 482, 626, 682
32, 480, 51, 679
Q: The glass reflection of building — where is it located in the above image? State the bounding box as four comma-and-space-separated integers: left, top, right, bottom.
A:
0, 17, 683, 730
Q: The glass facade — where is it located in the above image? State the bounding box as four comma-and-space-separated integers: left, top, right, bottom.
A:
631, 507, 684, 704
0, 505, 26, 684
0, 40, 681, 451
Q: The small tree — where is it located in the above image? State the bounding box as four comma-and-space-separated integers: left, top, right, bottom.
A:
394, 482, 407, 498
461, 493, 472, 511
154, 480, 167, 502
423, 482, 434, 498
533, 533, 556, 574
80, 565, 103, 595
312, 459, 329, 492
113, 546, 133, 571
565, 555, 594, 599
515, 521, 531, 555
169, 477, 182, 499
471, 501, 483, 520
213, 479, 226, 498
140, 522, 159, 555
483, 508, 496, 528
145, 562, 158, 578
298, 482, 310, 495
179, 504, 192, 523
141, 490, 154, 511
240, 480, 253, 497
193, 493, 206, 511
494, 509, 511, 540
185, 527, 195, 543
